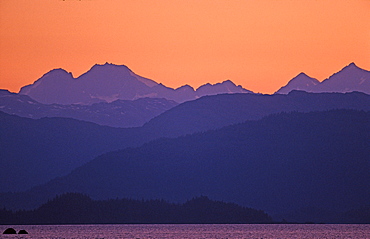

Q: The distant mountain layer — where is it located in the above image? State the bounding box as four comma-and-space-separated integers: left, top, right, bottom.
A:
1, 91, 369, 193
0, 112, 142, 192
19, 63, 252, 104
142, 91, 370, 138
276, 73, 320, 94
16, 62, 370, 105
0, 89, 178, 128
3, 110, 368, 223
276, 63, 370, 94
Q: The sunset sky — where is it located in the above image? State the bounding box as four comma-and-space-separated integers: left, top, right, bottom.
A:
1, 0, 369, 94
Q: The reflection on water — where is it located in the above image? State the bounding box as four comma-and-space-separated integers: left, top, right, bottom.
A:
1, 224, 369, 239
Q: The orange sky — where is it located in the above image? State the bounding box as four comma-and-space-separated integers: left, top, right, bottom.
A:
1, 0, 369, 94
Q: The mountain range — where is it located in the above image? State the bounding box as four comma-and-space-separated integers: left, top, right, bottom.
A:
1, 110, 368, 223
2, 62, 367, 129
276, 63, 370, 94
15, 62, 370, 107
19, 63, 252, 105
0, 111, 142, 192
0, 89, 177, 128
141, 90, 370, 138
1, 62, 370, 224
1, 91, 369, 194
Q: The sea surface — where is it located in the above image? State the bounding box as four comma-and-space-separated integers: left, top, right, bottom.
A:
1, 224, 369, 239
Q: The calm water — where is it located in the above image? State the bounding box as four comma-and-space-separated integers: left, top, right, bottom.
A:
1, 224, 369, 239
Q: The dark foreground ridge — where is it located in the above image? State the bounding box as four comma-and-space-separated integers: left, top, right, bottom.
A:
0, 193, 272, 224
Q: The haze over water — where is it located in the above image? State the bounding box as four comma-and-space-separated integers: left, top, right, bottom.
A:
2, 224, 370, 238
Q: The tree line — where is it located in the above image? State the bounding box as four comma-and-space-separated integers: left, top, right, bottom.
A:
0, 193, 272, 224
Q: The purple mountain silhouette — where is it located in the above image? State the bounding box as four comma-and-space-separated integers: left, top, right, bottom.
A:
316, 63, 370, 93
19, 63, 253, 104
0, 89, 178, 128
276, 73, 320, 94
196, 80, 250, 96
276, 63, 370, 94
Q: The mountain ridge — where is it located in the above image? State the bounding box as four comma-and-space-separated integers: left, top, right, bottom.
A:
0, 111, 144, 192
19, 63, 253, 104
1, 91, 369, 194
141, 90, 370, 138
2, 110, 367, 223
0, 89, 178, 128
276, 62, 370, 94
276, 72, 320, 94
